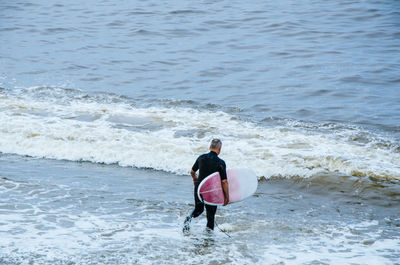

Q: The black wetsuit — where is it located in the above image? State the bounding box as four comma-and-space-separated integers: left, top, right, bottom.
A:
190, 151, 227, 230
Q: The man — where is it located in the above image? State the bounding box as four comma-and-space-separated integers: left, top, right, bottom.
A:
183, 138, 229, 232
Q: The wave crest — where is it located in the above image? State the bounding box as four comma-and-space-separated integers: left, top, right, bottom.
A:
1, 87, 399, 180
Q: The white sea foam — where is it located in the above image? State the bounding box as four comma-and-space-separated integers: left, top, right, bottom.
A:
262, 219, 398, 265
1, 87, 399, 180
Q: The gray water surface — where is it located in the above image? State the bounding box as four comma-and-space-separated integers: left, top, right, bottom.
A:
1, 0, 400, 134
1, 1, 400, 264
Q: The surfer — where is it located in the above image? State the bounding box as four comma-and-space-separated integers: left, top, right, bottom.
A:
183, 138, 229, 232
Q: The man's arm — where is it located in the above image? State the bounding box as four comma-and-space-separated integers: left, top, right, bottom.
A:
221, 179, 229, 206
191, 157, 199, 186
190, 169, 197, 186
219, 161, 229, 206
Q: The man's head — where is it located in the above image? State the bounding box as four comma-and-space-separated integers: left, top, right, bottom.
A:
209, 138, 222, 155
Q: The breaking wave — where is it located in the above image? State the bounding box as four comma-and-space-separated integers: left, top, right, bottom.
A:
1, 87, 399, 180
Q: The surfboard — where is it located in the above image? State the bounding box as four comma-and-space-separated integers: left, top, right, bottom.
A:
197, 168, 258, 206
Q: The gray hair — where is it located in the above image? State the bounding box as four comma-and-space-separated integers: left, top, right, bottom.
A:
210, 138, 222, 149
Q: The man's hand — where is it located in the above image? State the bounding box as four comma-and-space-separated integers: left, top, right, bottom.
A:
221, 179, 229, 206
223, 196, 229, 206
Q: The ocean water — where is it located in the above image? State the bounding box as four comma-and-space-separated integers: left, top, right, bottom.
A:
1, 0, 400, 264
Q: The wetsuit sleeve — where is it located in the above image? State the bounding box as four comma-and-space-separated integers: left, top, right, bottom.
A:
192, 157, 199, 172
219, 160, 227, 181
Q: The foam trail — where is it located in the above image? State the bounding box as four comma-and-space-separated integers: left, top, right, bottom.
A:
0, 87, 399, 179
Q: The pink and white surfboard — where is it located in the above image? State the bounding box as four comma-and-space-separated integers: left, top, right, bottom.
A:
197, 168, 258, 206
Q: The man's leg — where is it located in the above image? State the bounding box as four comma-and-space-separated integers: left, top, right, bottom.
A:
205, 204, 217, 230
191, 185, 204, 218
183, 186, 204, 232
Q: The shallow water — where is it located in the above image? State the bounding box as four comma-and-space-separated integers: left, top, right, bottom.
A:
1, 154, 399, 264
1, 0, 400, 264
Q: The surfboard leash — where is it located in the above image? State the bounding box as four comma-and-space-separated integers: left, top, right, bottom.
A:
215, 221, 232, 238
